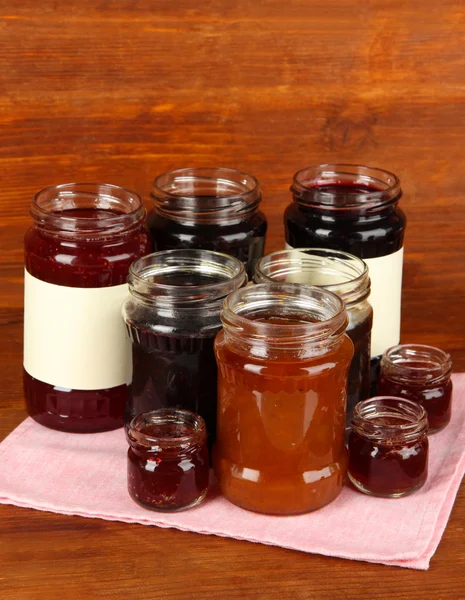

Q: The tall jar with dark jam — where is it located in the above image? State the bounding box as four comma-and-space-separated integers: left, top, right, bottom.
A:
23, 183, 151, 433
214, 283, 354, 515
255, 248, 372, 426
122, 249, 247, 449
284, 164, 406, 387
148, 167, 267, 277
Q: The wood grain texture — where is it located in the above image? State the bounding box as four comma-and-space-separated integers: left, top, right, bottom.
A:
0, 0, 464, 597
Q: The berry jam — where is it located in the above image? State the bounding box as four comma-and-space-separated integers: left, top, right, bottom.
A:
24, 188, 151, 433
127, 410, 209, 512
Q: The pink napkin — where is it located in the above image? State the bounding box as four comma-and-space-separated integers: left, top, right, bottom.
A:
1, 374, 465, 570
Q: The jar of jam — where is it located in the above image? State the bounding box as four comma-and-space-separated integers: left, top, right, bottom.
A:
254, 248, 372, 426
348, 397, 429, 497
127, 408, 209, 512
23, 183, 151, 433
148, 167, 267, 278
122, 249, 247, 449
284, 164, 406, 385
214, 282, 354, 515
378, 344, 453, 433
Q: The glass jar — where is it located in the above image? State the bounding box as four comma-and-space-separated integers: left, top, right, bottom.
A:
284, 164, 406, 383
214, 283, 354, 515
254, 248, 372, 425
378, 344, 453, 433
127, 409, 209, 512
23, 183, 151, 433
348, 397, 429, 498
122, 249, 247, 450
148, 167, 267, 278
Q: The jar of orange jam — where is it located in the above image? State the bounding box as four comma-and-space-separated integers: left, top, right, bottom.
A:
214, 283, 354, 515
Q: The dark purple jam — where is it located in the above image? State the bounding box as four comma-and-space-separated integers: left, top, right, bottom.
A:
346, 316, 372, 424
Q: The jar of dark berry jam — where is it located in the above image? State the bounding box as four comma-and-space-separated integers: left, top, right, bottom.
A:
348, 397, 429, 498
284, 164, 406, 385
23, 183, 151, 433
214, 283, 354, 515
127, 409, 209, 512
122, 249, 247, 449
254, 248, 372, 426
379, 344, 453, 433
148, 167, 267, 278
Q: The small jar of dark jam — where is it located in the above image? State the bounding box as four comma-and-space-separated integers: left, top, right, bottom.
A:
23, 183, 151, 433
122, 249, 247, 449
254, 248, 372, 426
379, 344, 453, 433
348, 397, 429, 498
148, 167, 267, 277
127, 409, 209, 512
284, 164, 406, 387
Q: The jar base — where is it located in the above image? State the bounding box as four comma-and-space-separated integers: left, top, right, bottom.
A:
128, 488, 208, 513
348, 472, 426, 498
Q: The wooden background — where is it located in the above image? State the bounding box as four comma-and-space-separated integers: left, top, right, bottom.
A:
1, 1, 464, 598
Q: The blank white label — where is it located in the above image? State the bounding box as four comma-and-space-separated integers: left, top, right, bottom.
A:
23, 270, 131, 390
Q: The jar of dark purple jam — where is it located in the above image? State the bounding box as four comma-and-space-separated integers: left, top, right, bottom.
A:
23, 183, 151, 433
122, 249, 247, 449
148, 167, 267, 278
284, 164, 406, 389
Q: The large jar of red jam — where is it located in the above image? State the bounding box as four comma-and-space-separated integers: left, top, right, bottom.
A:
127, 409, 209, 512
348, 397, 429, 498
378, 344, 453, 433
254, 248, 372, 427
122, 249, 247, 450
214, 283, 354, 515
23, 183, 151, 433
284, 164, 406, 384
148, 167, 267, 278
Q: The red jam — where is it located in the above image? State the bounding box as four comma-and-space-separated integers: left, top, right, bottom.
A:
127, 410, 209, 512
24, 184, 151, 433
348, 398, 429, 498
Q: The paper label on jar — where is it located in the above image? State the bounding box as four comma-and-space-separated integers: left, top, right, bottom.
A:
284, 244, 403, 357
23, 270, 131, 390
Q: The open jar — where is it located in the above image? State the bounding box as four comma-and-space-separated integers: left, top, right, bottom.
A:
148, 167, 267, 278
122, 249, 247, 449
214, 283, 353, 515
254, 248, 372, 425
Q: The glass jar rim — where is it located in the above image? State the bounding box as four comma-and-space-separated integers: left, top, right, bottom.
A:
128, 249, 248, 307
381, 344, 452, 384
290, 163, 401, 211
31, 182, 145, 235
127, 408, 206, 449
221, 282, 348, 346
254, 248, 370, 305
352, 396, 428, 442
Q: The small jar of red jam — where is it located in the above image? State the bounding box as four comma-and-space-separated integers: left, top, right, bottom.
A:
348, 397, 429, 498
148, 167, 267, 278
379, 344, 453, 433
284, 164, 406, 389
254, 248, 372, 426
127, 409, 209, 512
23, 183, 151, 433
122, 249, 247, 450
214, 283, 354, 515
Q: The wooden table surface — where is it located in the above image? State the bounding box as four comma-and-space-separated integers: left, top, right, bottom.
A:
1, 1, 465, 598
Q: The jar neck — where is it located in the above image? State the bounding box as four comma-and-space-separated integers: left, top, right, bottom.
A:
151, 167, 261, 225
31, 183, 146, 241
128, 249, 247, 310
352, 397, 428, 444
255, 248, 370, 306
381, 344, 452, 386
127, 409, 206, 457
221, 283, 348, 359
290, 164, 401, 214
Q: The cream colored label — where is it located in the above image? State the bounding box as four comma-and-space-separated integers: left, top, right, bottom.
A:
24, 270, 131, 390
284, 244, 403, 357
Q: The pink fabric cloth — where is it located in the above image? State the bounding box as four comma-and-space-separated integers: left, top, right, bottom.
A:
1, 374, 465, 570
